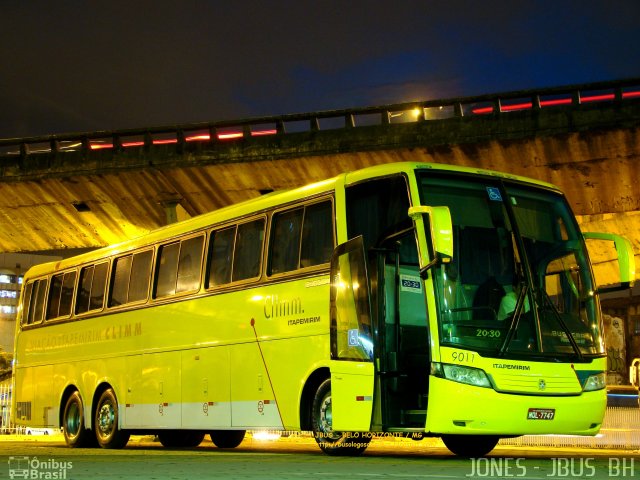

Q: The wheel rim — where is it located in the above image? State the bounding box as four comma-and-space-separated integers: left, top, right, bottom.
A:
97, 401, 115, 439
65, 402, 81, 438
319, 394, 332, 432
318, 393, 340, 440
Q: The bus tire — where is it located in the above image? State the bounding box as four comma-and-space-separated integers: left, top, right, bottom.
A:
441, 434, 499, 457
158, 430, 205, 448
209, 430, 246, 448
311, 378, 370, 456
94, 388, 130, 449
62, 391, 95, 448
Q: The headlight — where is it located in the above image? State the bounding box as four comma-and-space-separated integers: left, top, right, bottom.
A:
432, 362, 492, 388
582, 372, 606, 392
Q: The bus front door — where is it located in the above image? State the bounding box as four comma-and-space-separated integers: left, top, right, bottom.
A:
370, 226, 430, 431
328, 236, 375, 432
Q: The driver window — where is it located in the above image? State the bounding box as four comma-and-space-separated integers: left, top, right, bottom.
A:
346, 175, 411, 251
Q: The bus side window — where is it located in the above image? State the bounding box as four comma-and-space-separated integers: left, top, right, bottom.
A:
269, 200, 333, 275
300, 201, 333, 267
270, 208, 303, 274
108, 250, 153, 307
346, 176, 410, 251
129, 250, 153, 302
177, 235, 204, 294
21, 282, 34, 325
58, 271, 76, 318
77, 262, 109, 314
233, 219, 265, 281
30, 279, 47, 325
110, 255, 133, 307
155, 236, 204, 298
46, 274, 63, 320
90, 262, 108, 310
208, 226, 236, 287
155, 242, 180, 298
76, 265, 94, 314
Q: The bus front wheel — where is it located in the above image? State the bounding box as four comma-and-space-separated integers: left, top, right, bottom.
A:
311, 378, 370, 456
62, 391, 95, 448
209, 430, 245, 448
441, 434, 499, 457
94, 388, 130, 449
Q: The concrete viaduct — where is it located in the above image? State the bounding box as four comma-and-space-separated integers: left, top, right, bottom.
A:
2, 77, 640, 371
1, 77, 640, 270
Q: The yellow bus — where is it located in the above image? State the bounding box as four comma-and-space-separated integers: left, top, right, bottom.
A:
11, 162, 635, 456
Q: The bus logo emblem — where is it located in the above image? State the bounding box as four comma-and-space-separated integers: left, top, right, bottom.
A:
538, 379, 546, 391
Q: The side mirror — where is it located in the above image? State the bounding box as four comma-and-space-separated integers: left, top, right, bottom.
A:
583, 231, 636, 289
408, 205, 454, 266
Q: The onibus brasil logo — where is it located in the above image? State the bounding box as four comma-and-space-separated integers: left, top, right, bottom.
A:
8, 456, 73, 479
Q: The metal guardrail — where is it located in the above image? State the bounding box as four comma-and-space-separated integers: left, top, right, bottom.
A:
1, 78, 639, 161
0, 383, 11, 434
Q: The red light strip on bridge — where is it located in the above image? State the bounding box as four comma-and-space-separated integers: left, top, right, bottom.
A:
251, 129, 277, 136
539, 98, 573, 107
185, 134, 210, 142
89, 129, 277, 150
217, 132, 242, 140
472, 98, 574, 114
89, 143, 113, 150
471, 90, 640, 115
472, 106, 495, 114
580, 93, 615, 102
500, 102, 534, 112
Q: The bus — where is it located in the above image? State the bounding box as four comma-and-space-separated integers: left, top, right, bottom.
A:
11, 162, 635, 457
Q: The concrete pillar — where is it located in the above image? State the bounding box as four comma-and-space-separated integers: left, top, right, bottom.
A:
163, 201, 179, 225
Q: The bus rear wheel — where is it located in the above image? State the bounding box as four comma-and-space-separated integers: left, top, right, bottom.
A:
441, 434, 499, 457
311, 378, 370, 456
94, 388, 130, 449
62, 391, 95, 448
158, 430, 205, 448
209, 430, 246, 448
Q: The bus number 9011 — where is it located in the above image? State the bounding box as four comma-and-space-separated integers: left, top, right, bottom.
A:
476, 328, 501, 338
451, 351, 475, 363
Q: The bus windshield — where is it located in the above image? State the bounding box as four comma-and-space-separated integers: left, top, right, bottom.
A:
418, 172, 603, 359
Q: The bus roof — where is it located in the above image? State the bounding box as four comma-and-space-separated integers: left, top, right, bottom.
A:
24, 161, 559, 278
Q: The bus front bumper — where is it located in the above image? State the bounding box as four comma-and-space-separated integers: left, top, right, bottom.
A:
426, 377, 606, 436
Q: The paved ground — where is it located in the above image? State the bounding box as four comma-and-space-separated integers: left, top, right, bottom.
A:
1, 434, 638, 480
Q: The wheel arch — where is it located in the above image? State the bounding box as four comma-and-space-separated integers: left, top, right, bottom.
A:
59, 384, 81, 428
299, 367, 330, 431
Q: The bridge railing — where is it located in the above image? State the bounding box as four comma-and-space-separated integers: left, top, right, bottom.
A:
1, 77, 639, 160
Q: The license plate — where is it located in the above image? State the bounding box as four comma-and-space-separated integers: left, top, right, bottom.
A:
527, 408, 555, 420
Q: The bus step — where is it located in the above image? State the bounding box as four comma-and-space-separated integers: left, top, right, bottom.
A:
404, 409, 427, 416
401, 409, 427, 426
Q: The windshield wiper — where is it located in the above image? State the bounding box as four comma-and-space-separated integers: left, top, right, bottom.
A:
498, 282, 528, 356
539, 288, 584, 361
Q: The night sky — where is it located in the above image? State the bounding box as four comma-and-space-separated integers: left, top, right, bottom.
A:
2, 1, 639, 138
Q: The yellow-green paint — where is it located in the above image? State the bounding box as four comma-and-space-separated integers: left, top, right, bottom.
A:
11, 162, 619, 440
